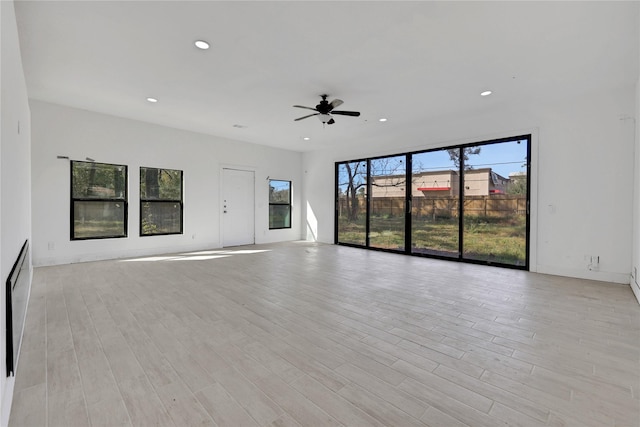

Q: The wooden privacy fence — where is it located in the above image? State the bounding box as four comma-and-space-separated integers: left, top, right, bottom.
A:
338, 195, 527, 219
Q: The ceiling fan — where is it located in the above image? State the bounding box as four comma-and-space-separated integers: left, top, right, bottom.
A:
293, 94, 360, 125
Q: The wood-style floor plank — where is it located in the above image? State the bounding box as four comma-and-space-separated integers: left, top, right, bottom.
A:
8, 241, 640, 427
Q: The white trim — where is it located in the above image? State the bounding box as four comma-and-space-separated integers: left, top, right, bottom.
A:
536, 264, 632, 285
631, 279, 640, 304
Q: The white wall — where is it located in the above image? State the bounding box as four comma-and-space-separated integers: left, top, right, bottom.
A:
303, 84, 636, 285
0, 1, 32, 425
30, 101, 302, 266
632, 8, 640, 302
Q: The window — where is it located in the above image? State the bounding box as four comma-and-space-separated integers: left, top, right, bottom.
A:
140, 167, 183, 236
269, 180, 291, 229
71, 161, 127, 240
336, 135, 531, 269
336, 160, 367, 245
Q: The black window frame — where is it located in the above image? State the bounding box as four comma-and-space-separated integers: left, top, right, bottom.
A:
269, 179, 292, 230
139, 167, 184, 236
70, 160, 128, 240
335, 134, 531, 270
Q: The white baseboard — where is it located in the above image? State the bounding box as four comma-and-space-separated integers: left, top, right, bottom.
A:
536, 264, 631, 285
631, 279, 640, 305
32, 243, 221, 267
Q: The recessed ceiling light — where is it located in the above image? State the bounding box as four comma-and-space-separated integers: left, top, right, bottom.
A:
146, 97, 158, 103
379, 118, 387, 122
480, 90, 492, 96
195, 40, 210, 50
303, 137, 310, 141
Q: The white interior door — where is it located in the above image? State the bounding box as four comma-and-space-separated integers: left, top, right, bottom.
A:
222, 168, 255, 247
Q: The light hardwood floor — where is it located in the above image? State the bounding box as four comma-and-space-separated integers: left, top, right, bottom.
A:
9, 241, 640, 426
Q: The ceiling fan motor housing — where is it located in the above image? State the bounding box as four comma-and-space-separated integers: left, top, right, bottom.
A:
316, 98, 331, 114
293, 94, 359, 125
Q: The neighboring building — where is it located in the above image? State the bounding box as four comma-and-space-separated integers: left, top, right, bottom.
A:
413, 170, 460, 198
369, 168, 510, 198
462, 168, 509, 196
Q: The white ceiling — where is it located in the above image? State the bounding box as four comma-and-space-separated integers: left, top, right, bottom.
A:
14, 1, 639, 152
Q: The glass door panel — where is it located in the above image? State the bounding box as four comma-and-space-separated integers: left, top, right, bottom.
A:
369, 155, 406, 251
411, 150, 459, 258
462, 139, 529, 266
337, 161, 368, 245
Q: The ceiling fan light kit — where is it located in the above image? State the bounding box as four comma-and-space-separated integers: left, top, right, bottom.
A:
293, 94, 360, 126
318, 114, 332, 124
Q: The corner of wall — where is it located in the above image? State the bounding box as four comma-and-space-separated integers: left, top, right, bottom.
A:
1, 0, 33, 425
633, 77, 640, 304
633, 14, 640, 303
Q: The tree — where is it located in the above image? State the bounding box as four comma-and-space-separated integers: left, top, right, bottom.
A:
143, 168, 160, 199
269, 181, 290, 203
341, 161, 366, 221
447, 147, 481, 170
369, 157, 406, 191
507, 174, 527, 195
339, 157, 407, 222
140, 168, 182, 200
72, 161, 126, 198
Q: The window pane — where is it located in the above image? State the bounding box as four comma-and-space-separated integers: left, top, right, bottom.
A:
72, 161, 126, 199
337, 161, 367, 245
140, 167, 182, 200
269, 205, 291, 229
369, 155, 406, 251
269, 180, 290, 204
411, 149, 459, 258
73, 201, 126, 239
462, 139, 528, 266
269, 180, 291, 229
141, 202, 182, 235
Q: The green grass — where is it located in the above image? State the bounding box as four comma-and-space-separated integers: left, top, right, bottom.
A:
338, 214, 526, 266
74, 220, 125, 239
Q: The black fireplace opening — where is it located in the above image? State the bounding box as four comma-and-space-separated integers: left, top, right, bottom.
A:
6, 240, 30, 377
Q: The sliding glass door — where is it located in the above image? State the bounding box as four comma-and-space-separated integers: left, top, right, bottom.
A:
336, 160, 367, 245
335, 135, 530, 270
462, 139, 529, 266
410, 149, 459, 258
369, 155, 407, 251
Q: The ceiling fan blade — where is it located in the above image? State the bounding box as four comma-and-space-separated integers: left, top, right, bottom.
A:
329, 99, 343, 110
331, 110, 360, 117
294, 113, 319, 121
293, 105, 318, 111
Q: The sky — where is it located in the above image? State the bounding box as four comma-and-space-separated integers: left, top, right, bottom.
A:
337, 137, 529, 191
412, 138, 528, 178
